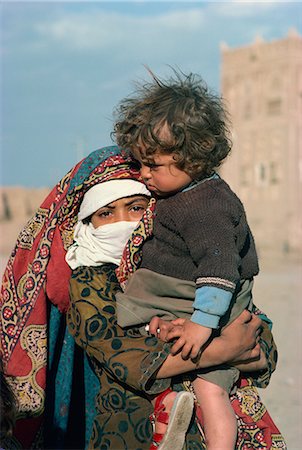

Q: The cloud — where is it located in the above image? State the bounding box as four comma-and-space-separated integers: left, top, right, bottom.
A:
208, 0, 282, 18
35, 11, 123, 50
2, 1, 301, 186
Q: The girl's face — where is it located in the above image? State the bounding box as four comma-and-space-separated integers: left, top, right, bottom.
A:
133, 151, 192, 197
91, 195, 149, 228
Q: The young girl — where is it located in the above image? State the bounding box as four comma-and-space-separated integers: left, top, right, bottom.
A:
114, 71, 260, 449
65, 178, 195, 450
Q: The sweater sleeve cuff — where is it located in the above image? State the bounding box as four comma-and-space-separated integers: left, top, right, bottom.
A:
191, 309, 221, 328
192, 286, 233, 329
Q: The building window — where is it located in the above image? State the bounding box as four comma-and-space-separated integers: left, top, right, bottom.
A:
240, 165, 249, 186
243, 102, 252, 120
259, 164, 266, 181
255, 162, 279, 186
255, 163, 267, 186
270, 162, 279, 184
1, 192, 12, 221
267, 98, 282, 115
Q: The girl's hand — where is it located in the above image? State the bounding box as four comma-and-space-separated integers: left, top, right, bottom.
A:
148, 316, 174, 341
233, 348, 268, 372
218, 310, 262, 364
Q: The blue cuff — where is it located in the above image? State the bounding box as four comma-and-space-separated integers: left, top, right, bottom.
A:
192, 286, 233, 329
191, 309, 221, 328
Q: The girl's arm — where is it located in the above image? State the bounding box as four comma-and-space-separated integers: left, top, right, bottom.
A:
152, 311, 275, 385
67, 265, 171, 394
154, 310, 265, 378
67, 266, 270, 395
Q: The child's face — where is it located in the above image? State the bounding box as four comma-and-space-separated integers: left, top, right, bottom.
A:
133, 150, 192, 197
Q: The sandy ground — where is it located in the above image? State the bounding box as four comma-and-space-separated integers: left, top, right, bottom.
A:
0, 251, 301, 449
252, 255, 302, 449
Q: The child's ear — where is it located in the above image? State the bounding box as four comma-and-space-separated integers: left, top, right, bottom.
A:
172, 153, 181, 162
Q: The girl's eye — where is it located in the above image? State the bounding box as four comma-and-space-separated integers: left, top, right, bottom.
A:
131, 205, 145, 212
98, 210, 111, 217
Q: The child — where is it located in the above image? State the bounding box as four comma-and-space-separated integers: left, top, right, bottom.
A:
114, 71, 259, 450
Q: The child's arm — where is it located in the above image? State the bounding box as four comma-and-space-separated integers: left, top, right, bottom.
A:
165, 315, 267, 371
167, 320, 212, 359
164, 286, 233, 359
192, 285, 233, 327
154, 310, 264, 378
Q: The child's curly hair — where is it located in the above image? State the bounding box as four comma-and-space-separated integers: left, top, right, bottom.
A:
113, 69, 232, 179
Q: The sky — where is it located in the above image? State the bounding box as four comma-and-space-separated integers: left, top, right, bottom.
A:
1, 0, 301, 187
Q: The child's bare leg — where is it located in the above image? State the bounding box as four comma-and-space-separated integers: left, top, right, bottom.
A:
192, 377, 237, 450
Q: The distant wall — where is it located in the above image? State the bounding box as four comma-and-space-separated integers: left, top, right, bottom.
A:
0, 187, 50, 258
220, 32, 302, 260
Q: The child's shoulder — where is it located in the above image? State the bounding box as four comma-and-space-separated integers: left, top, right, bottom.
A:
184, 178, 246, 221
185, 176, 241, 203
157, 177, 244, 221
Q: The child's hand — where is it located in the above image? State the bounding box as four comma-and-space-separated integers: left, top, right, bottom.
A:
166, 320, 212, 359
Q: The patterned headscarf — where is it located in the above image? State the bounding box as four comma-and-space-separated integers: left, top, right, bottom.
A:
0, 146, 144, 361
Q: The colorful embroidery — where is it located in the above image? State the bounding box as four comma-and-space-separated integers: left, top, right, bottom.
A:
17, 208, 49, 251
8, 324, 46, 418
0, 147, 144, 448
116, 197, 156, 290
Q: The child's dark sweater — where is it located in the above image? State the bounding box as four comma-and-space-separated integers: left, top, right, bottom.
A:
140, 177, 259, 327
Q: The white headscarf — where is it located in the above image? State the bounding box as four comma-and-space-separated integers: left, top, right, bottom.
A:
65, 180, 150, 269
78, 179, 150, 221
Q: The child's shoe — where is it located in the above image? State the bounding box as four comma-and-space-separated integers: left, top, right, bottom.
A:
149, 388, 194, 450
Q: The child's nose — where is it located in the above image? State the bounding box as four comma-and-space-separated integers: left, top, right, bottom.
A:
140, 165, 151, 180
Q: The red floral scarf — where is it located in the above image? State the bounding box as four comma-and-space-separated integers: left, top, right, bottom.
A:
0, 146, 141, 448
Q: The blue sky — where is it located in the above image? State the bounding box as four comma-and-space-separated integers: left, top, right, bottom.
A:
1, 1, 301, 187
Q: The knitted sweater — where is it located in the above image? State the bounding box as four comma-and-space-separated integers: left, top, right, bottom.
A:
140, 177, 259, 328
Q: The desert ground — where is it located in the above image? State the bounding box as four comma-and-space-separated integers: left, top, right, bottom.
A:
1, 215, 301, 449
252, 254, 302, 449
